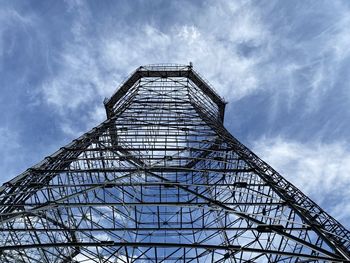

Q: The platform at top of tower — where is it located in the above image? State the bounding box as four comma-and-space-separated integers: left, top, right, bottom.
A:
104, 63, 226, 120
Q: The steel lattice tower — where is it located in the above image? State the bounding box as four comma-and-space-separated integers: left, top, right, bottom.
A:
0, 64, 349, 262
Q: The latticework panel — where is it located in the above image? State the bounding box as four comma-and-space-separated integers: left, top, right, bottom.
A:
0, 65, 349, 262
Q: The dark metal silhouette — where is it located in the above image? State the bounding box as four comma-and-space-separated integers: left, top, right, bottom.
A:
0, 64, 349, 262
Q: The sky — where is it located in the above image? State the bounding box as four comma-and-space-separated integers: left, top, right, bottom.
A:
1, 0, 350, 229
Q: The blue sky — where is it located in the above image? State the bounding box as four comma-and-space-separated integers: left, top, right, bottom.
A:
1, 0, 350, 228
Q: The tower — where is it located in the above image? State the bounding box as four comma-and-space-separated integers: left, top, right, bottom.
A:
0, 64, 349, 262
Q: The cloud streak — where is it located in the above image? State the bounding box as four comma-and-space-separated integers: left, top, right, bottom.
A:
38, 1, 350, 135
41, 0, 271, 130
253, 136, 350, 227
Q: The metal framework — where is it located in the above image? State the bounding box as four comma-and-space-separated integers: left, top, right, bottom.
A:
0, 64, 349, 262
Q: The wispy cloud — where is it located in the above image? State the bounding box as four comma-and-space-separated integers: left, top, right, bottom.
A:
42, 2, 111, 112
39, 0, 350, 136
252, 136, 350, 227
40, 0, 272, 134
0, 8, 35, 55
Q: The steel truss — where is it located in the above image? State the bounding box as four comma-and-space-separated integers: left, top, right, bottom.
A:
0, 64, 349, 262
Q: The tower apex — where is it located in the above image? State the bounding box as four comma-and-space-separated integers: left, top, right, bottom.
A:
104, 64, 226, 121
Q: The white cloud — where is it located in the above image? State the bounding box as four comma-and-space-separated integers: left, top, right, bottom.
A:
40, 0, 350, 133
41, 1, 272, 135
252, 136, 350, 227
0, 7, 39, 79
101, 23, 265, 98
266, 1, 350, 114
1, 1, 348, 136
0, 9, 33, 49
42, 10, 111, 112
323, 9, 350, 61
